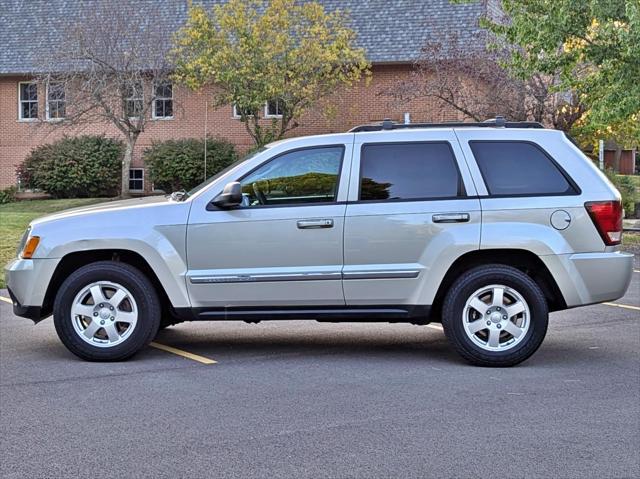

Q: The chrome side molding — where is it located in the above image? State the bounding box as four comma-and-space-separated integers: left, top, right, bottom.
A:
342, 270, 420, 280
189, 269, 421, 284
190, 271, 342, 284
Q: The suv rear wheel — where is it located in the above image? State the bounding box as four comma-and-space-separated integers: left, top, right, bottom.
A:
441, 264, 548, 367
53, 261, 161, 361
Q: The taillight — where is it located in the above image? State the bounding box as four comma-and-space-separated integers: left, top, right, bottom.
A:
584, 200, 623, 246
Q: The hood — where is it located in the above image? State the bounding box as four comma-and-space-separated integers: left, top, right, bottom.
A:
30, 195, 173, 226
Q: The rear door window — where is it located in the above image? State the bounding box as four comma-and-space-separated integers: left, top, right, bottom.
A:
469, 141, 577, 196
359, 142, 462, 201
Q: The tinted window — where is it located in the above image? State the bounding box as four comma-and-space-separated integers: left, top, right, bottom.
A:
240, 146, 343, 206
359, 142, 461, 201
470, 141, 575, 196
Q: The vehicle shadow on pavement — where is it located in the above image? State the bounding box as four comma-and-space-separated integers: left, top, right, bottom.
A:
152, 324, 460, 364
2, 314, 627, 368
152, 324, 615, 368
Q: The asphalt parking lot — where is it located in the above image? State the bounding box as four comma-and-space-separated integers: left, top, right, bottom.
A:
1, 260, 638, 479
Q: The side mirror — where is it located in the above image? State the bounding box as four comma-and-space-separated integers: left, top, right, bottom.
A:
211, 181, 242, 208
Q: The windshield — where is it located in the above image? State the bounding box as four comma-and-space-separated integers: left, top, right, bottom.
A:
184, 147, 268, 198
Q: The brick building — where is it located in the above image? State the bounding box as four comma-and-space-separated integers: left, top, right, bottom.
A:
0, 0, 489, 191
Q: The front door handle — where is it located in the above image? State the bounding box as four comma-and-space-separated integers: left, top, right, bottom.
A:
297, 219, 334, 229
432, 213, 470, 223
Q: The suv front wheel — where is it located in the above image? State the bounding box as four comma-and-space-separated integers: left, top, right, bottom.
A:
441, 264, 548, 367
53, 261, 161, 361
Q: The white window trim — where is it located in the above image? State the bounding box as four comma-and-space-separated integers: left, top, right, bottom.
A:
152, 82, 174, 120
264, 100, 283, 119
233, 101, 283, 119
45, 82, 66, 122
18, 81, 38, 122
232, 103, 252, 119
129, 168, 144, 192
125, 82, 144, 121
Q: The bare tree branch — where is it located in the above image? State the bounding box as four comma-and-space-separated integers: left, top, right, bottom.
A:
34, 1, 175, 197
383, 29, 584, 130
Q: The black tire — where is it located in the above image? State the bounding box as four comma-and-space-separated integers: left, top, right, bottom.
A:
53, 261, 161, 361
441, 264, 548, 367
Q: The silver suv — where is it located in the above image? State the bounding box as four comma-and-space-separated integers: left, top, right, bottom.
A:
5, 119, 634, 366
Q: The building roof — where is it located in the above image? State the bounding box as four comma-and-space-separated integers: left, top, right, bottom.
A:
0, 0, 486, 75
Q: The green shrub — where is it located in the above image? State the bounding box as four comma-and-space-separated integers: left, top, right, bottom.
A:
605, 170, 636, 217
144, 137, 238, 192
18, 136, 123, 198
0, 186, 17, 204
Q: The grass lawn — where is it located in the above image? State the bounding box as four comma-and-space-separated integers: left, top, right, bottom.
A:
618, 174, 640, 202
624, 231, 640, 246
621, 174, 640, 189
0, 198, 107, 288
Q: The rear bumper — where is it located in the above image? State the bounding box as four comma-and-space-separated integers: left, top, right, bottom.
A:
4, 257, 59, 322
542, 251, 634, 308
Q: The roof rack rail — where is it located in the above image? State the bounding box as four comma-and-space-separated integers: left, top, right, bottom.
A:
348, 116, 544, 133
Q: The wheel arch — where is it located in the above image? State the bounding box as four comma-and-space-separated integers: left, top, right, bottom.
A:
431, 249, 567, 320
41, 249, 180, 319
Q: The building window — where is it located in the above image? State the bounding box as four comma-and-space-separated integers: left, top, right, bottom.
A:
18, 82, 38, 120
46, 82, 66, 120
153, 81, 173, 119
265, 99, 283, 118
124, 81, 143, 118
232, 104, 255, 118
129, 169, 144, 191
233, 101, 283, 119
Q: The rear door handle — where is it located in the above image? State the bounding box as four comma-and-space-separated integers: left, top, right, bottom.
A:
432, 213, 470, 223
297, 219, 334, 229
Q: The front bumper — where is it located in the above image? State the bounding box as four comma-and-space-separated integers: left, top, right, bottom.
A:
542, 251, 634, 308
4, 257, 59, 322
6, 288, 43, 322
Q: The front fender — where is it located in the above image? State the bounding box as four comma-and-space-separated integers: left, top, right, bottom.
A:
48, 233, 190, 308
30, 202, 192, 308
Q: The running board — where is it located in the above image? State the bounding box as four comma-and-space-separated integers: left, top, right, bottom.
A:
173, 305, 431, 323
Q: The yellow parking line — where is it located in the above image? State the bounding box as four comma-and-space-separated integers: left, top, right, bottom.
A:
427, 324, 443, 331
149, 341, 217, 365
0, 295, 216, 363
0, 294, 215, 363
602, 302, 640, 312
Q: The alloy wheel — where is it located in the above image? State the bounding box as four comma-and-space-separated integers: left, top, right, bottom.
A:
70, 281, 138, 348
462, 284, 530, 352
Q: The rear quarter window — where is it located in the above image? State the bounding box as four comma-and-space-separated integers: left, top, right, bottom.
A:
469, 141, 578, 196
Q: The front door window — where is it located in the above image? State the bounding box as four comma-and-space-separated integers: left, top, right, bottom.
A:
240, 146, 344, 207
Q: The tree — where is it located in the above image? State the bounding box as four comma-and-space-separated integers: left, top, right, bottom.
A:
386, 30, 583, 130
484, 0, 640, 143
572, 112, 640, 171
173, 0, 370, 147
36, 1, 174, 197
